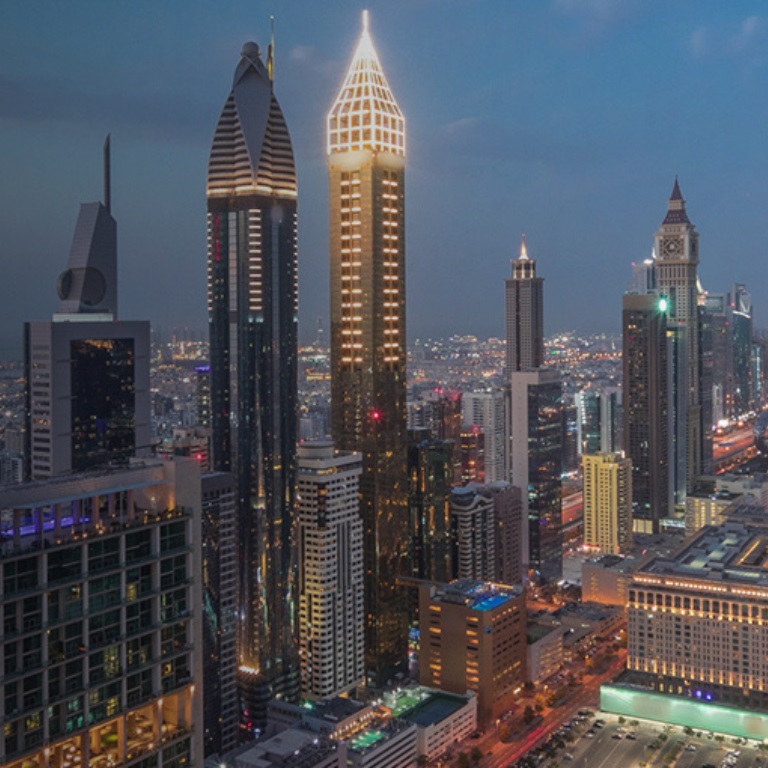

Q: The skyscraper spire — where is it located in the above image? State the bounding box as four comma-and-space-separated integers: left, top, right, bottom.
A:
519, 233, 528, 261
663, 176, 690, 225
267, 16, 275, 85
327, 11, 405, 156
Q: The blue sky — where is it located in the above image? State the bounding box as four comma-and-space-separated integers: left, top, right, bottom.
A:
1, 1, 767, 355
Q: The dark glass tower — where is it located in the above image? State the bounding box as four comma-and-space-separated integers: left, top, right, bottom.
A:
207, 41, 299, 723
623, 293, 670, 532
327, 13, 410, 686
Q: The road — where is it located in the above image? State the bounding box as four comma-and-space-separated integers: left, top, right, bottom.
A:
480, 652, 626, 768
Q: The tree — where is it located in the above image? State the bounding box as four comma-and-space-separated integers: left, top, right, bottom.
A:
618, 716, 626, 725
499, 725, 512, 742
456, 752, 470, 768
524, 705, 535, 724
417, 756, 429, 766
471, 746, 483, 764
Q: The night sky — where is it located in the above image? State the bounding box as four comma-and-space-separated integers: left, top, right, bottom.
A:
2, 1, 767, 357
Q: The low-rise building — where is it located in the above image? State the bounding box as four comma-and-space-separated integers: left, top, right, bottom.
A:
419, 580, 526, 722
527, 623, 563, 684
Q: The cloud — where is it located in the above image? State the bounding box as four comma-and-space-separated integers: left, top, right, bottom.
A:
550, 0, 643, 47
690, 16, 764, 59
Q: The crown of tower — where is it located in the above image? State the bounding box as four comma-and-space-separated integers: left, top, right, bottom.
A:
513, 234, 537, 280
208, 41, 296, 200
327, 11, 405, 156
662, 176, 690, 225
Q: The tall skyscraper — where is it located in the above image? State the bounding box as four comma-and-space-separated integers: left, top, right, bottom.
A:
296, 442, 364, 699
450, 485, 496, 581
327, 12, 409, 685
24, 138, 150, 480
207, 40, 299, 722
505, 235, 544, 374
582, 452, 632, 555
728, 283, 753, 416
655, 179, 704, 504
505, 237, 563, 582
623, 292, 670, 531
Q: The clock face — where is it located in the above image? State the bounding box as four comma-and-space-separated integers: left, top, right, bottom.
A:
663, 237, 681, 256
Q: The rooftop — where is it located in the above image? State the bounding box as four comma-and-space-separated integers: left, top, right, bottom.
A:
387, 686, 472, 727
433, 579, 523, 611
636, 521, 768, 587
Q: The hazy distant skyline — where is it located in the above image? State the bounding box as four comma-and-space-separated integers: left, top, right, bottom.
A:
2, 1, 767, 356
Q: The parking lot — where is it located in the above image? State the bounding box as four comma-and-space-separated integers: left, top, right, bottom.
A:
513, 711, 768, 768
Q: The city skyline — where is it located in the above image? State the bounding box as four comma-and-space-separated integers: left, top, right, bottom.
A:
2, 2, 768, 355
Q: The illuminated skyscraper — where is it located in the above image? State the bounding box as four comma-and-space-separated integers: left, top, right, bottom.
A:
207, 40, 299, 722
655, 180, 704, 504
327, 12, 409, 685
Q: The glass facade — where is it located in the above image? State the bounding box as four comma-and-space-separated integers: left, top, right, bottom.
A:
526, 379, 563, 583
70, 338, 135, 471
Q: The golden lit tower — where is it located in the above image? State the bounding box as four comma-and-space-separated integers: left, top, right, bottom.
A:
327, 11, 409, 686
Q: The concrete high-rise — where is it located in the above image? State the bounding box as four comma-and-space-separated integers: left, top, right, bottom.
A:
207, 40, 299, 722
25, 138, 150, 480
296, 442, 364, 699
450, 485, 495, 581
505, 235, 544, 374
462, 389, 507, 483
623, 292, 670, 531
655, 180, 704, 504
327, 12, 409, 685
582, 452, 633, 555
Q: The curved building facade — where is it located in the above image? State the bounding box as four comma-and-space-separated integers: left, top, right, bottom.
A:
207, 41, 299, 725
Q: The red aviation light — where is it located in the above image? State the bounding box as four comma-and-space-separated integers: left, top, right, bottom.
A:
371, 409, 383, 422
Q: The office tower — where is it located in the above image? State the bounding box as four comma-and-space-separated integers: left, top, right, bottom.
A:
487, 481, 524, 586
408, 430, 453, 584
627, 256, 657, 294
461, 389, 507, 482
195, 364, 211, 427
327, 12, 409, 685
753, 336, 768, 409
626, 520, 768, 711
600, 388, 622, 454
729, 283, 753, 416
582, 453, 632, 555
700, 294, 728, 424
419, 580, 526, 723
655, 179, 704, 504
296, 442, 364, 699
623, 293, 670, 531
459, 426, 485, 484
0, 459, 203, 767
208, 39, 299, 721
509, 368, 564, 583
201, 472, 239, 757
505, 235, 544, 374
450, 485, 495, 581
575, 390, 601, 455
24, 139, 150, 480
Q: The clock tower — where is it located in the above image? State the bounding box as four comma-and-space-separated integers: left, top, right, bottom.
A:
654, 178, 703, 507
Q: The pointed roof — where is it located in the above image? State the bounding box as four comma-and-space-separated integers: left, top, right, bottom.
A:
327, 11, 405, 156
662, 176, 690, 225
207, 41, 297, 200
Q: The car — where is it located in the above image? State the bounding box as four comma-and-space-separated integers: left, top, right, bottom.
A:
564, 753, 574, 761
612, 733, 623, 740
585, 731, 595, 738
685, 744, 696, 751
626, 733, 637, 740
578, 710, 593, 717
595, 719, 606, 726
